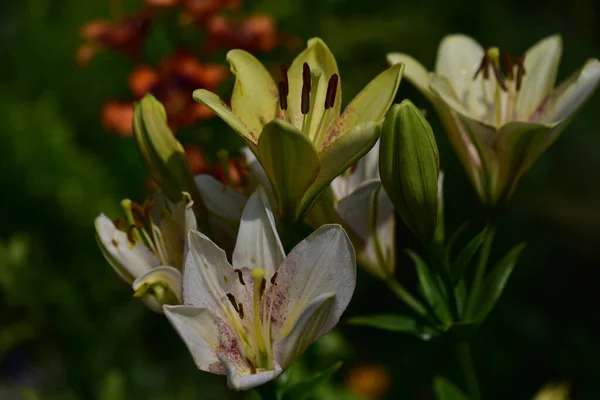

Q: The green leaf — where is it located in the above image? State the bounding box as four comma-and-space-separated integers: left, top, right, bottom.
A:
434, 377, 470, 400
451, 228, 487, 282
281, 362, 343, 400
348, 314, 435, 340
407, 250, 452, 325
471, 242, 526, 321
257, 119, 320, 220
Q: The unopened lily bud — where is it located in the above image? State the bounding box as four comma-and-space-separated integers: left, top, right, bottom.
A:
379, 100, 440, 244
133, 94, 209, 228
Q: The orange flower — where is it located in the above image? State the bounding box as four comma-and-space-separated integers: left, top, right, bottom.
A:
101, 101, 134, 136
205, 14, 279, 53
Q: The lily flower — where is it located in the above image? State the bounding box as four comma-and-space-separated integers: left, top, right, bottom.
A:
194, 38, 402, 221
95, 193, 196, 313
331, 141, 396, 278
164, 188, 356, 390
388, 34, 600, 206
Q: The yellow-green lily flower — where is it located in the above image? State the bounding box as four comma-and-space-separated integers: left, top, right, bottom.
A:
194, 38, 403, 221
388, 34, 600, 206
95, 193, 195, 312
164, 188, 356, 390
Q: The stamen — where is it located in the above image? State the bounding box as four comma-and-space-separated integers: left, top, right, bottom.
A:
238, 303, 244, 319
301, 62, 311, 115
515, 54, 526, 91
143, 200, 156, 221
503, 52, 514, 80
126, 225, 137, 245
270, 272, 278, 286
226, 293, 240, 313
278, 82, 288, 110
473, 53, 490, 80
324, 74, 339, 110
113, 217, 126, 231
234, 269, 245, 285
246, 357, 257, 374
280, 64, 289, 92
491, 64, 507, 91
260, 278, 266, 299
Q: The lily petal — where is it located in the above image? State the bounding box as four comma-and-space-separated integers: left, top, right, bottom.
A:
518, 34, 563, 119
163, 305, 234, 375
299, 121, 380, 220
227, 50, 279, 139
133, 266, 182, 313
323, 63, 403, 149
193, 89, 257, 147
387, 52, 434, 100
337, 180, 395, 278
544, 58, 600, 123
288, 38, 342, 128
330, 140, 380, 200
232, 187, 285, 278
181, 230, 236, 317
257, 119, 320, 220
271, 225, 355, 342
95, 214, 159, 283
434, 34, 484, 101
195, 174, 247, 242
274, 292, 336, 369
220, 356, 282, 391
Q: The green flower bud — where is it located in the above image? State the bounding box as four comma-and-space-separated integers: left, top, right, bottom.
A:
133, 94, 209, 229
379, 100, 440, 244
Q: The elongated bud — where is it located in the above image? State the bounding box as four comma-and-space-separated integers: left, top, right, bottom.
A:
379, 100, 440, 244
133, 94, 209, 228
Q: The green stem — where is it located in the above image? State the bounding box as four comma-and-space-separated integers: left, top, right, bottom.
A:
383, 278, 430, 319
457, 342, 481, 400
464, 225, 495, 318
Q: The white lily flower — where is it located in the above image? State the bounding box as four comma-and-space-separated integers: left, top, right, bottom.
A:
388, 34, 600, 205
331, 141, 396, 278
95, 193, 196, 312
164, 188, 356, 391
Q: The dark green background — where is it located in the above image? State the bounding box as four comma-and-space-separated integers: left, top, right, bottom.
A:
1, 0, 599, 398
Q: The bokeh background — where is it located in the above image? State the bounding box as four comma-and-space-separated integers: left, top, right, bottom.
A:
1, 0, 600, 398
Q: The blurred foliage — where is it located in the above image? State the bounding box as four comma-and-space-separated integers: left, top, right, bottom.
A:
1, 0, 600, 399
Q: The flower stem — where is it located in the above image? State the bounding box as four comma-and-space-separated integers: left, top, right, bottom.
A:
465, 225, 495, 318
383, 278, 429, 319
457, 341, 481, 400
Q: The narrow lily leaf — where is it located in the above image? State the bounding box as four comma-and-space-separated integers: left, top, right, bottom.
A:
257, 120, 320, 220
227, 49, 279, 139
434, 376, 470, 400
451, 228, 487, 282
281, 362, 342, 400
348, 314, 435, 340
470, 243, 526, 321
406, 250, 452, 325
297, 121, 380, 221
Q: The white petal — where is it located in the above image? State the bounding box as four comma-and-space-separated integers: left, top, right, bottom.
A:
331, 140, 381, 201
337, 180, 395, 278
181, 230, 236, 316
434, 34, 484, 102
233, 188, 284, 278
270, 225, 356, 342
387, 52, 434, 100
164, 305, 236, 375
133, 266, 182, 313
220, 356, 282, 391
94, 214, 159, 283
194, 174, 247, 242
544, 58, 600, 123
274, 292, 336, 369
517, 34, 563, 119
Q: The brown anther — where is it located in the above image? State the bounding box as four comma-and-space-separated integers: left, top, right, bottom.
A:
491, 63, 508, 91
301, 62, 311, 115
226, 293, 239, 313
473, 54, 490, 80
515, 54, 526, 91
278, 81, 288, 110
280, 64, 289, 94
324, 73, 339, 110
143, 200, 156, 221
113, 217, 126, 231
238, 303, 244, 319
270, 272, 278, 286
260, 278, 266, 299
131, 202, 146, 222
234, 269, 245, 285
